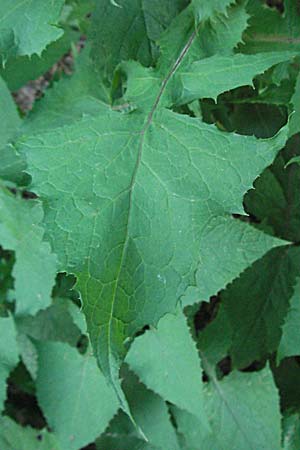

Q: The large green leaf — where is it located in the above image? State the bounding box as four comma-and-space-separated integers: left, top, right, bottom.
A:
0, 188, 57, 315
173, 366, 281, 450
19, 2, 294, 413
0, 315, 19, 411
0, 0, 65, 58
36, 341, 119, 450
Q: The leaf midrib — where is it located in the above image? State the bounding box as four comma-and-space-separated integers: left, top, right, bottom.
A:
106, 27, 199, 387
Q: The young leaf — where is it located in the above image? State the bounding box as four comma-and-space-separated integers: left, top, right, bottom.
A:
0, 188, 57, 316
0, 416, 62, 450
36, 342, 119, 450
0, 315, 19, 411
126, 309, 208, 427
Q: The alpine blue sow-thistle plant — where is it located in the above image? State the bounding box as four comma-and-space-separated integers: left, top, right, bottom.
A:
0, 0, 300, 449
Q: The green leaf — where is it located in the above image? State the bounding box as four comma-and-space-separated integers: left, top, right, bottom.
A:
173, 366, 281, 450
0, 416, 62, 450
0, 0, 65, 58
126, 309, 208, 427
173, 51, 298, 105
0, 188, 57, 316
0, 315, 19, 411
221, 246, 300, 368
278, 278, 300, 361
36, 341, 119, 450
198, 1, 249, 56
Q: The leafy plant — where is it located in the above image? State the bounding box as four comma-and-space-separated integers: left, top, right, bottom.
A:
0, 0, 300, 449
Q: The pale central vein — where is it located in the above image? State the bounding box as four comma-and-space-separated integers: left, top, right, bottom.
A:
106, 27, 200, 388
